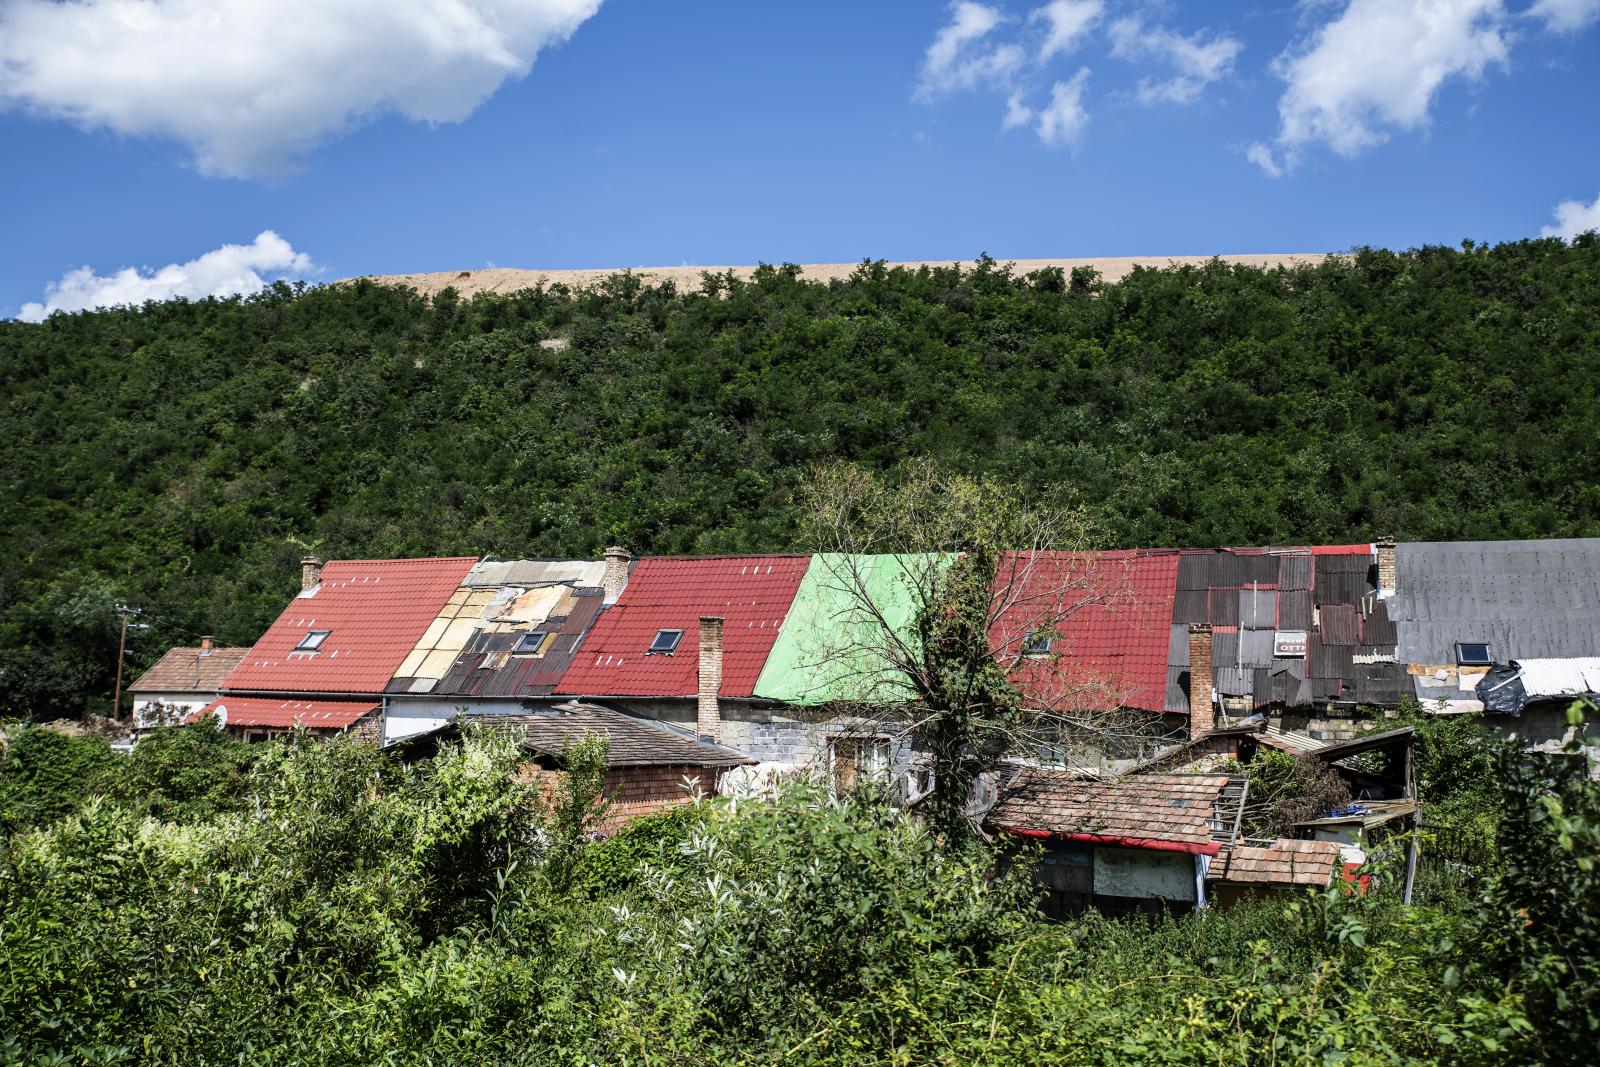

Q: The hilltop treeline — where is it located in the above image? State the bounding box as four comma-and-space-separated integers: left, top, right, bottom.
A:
3, 238, 1599, 717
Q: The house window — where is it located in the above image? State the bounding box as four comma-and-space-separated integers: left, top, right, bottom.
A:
1023, 630, 1053, 657
831, 736, 892, 792
1455, 642, 1492, 666
295, 630, 330, 652
513, 631, 550, 655
647, 629, 683, 655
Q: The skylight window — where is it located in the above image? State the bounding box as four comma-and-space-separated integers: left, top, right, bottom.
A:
295, 630, 330, 652
1456, 642, 1492, 666
1022, 631, 1053, 657
647, 629, 683, 655
513, 631, 550, 655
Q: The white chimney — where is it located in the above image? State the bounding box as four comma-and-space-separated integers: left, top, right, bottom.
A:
698, 616, 724, 743
603, 546, 631, 604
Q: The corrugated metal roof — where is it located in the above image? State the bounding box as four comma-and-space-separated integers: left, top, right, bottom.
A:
1168, 624, 1190, 667
1276, 553, 1312, 591
1511, 658, 1600, 699
556, 556, 810, 699
753, 553, 950, 705
1239, 629, 1276, 668
1238, 588, 1278, 630
194, 696, 377, 729
998, 550, 1179, 714
223, 557, 478, 694
1319, 604, 1360, 646
1392, 539, 1600, 663
1278, 590, 1314, 630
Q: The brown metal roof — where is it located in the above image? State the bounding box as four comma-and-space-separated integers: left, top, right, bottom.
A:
127, 646, 250, 694
1212, 839, 1341, 886
478, 704, 756, 768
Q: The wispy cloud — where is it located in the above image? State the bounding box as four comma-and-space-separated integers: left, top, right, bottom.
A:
1032, 0, 1103, 62
18, 232, 314, 321
1107, 16, 1243, 105
916, 2, 1024, 99
1528, 0, 1600, 32
1034, 68, 1091, 147
0, 0, 603, 179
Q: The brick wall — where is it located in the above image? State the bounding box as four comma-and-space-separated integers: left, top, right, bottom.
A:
519, 762, 721, 835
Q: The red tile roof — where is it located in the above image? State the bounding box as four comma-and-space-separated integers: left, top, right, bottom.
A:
556, 556, 810, 699
223, 557, 477, 694
192, 696, 378, 730
992, 550, 1179, 713
989, 770, 1231, 855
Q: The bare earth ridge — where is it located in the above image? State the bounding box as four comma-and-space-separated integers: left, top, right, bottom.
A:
342, 254, 1330, 299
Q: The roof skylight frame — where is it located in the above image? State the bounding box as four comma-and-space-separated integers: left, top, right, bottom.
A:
513, 631, 550, 655
1455, 641, 1492, 666
647, 629, 684, 655
295, 629, 331, 652
1022, 630, 1053, 657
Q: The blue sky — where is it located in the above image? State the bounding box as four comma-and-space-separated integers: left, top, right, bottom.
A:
3, 0, 1599, 320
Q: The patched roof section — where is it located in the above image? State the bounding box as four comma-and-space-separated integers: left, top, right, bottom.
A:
556, 556, 810, 698
1165, 544, 1405, 712
993, 550, 1180, 714
480, 704, 755, 768
1392, 538, 1600, 664
127, 646, 250, 694
988, 771, 1232, 855
223, 557, 478, 694
194, 696, 378, 729
1212, 838, 1341, 886
386, 558, 607, 698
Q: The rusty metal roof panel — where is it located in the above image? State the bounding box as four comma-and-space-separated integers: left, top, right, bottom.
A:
1279, 590, 1314, 630
1276, 553, 1312, 591
1319, 604, 1361, 646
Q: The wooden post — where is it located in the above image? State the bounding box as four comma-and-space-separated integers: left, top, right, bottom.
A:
111, 609, 130, 720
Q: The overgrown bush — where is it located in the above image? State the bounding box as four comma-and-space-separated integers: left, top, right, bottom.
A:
0, 724, 115, 832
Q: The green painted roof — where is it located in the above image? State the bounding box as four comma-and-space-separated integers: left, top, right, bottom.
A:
754, 553, 952, 706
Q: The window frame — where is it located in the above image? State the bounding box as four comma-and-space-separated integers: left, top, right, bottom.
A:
1455, 641, 1492, 666
512, 631, 550, 655
1022, 630, 1054, 657
295, 629, 331, 652
647, 628, 684, 655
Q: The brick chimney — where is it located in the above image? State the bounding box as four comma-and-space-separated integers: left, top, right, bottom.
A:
697, 616, 724, 743
1188, 623, 1215, 739
199, 635, 214, 654
300, 556, 324, 592
1376, 536, 1396, 598
603, 546, 631, 604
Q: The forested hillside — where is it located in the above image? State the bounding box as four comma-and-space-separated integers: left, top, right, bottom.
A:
3, 238, 1598, 718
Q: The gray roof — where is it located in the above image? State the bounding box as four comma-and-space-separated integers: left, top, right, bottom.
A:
1392, 538, 1600, 663
478, 704, 756, 768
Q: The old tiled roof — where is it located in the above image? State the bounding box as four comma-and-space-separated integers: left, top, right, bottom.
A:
1212, 838, 1341, 886
193, 696, 378, 729
127, 646, 250, 694
1165, 544, 1406, 712
988, 771, 1232, 855
994, 550, 1180, 714
223, 557, 477, 694
386, 558, 608, 699
556, 556, 810, 699
479, 705, 755, 767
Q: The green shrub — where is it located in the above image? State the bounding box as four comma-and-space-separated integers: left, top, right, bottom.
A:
0, 725, 115, 833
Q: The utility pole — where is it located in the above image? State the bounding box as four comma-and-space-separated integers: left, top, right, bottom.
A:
111, 604, 138, 721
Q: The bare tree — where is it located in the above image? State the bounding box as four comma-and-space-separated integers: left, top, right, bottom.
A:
796, 461, 1173, 840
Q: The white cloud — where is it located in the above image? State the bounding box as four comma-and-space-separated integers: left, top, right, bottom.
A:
18, 231, 314, 321
1032, 0, 1103, 61
1253, 0, 1509, 175
917, 2, 1025, 99
1245, 142, 1283, 178
1034, 68, 1091, 147
1528, 0, 1600, 31
1108, 16, 1242, 105
1002, 91, 1034, 131
1542, 191, 1600, 239
0, 0, 602, 179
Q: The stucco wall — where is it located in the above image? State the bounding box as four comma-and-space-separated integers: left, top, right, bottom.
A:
1091, 846, 1197, 903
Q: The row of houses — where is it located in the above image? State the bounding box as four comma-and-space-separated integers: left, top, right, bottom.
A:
127, 536, 1599, 912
